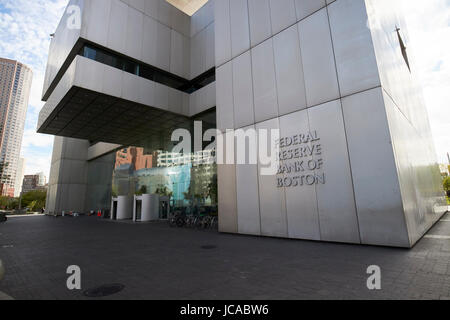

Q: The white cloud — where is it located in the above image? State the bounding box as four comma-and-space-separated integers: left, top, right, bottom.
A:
22, 129, 54, 149
403, 0, 450, 163
0, 0, 68, 177
22, 151, 52, 178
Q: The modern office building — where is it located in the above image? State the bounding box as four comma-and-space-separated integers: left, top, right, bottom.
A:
39, 0, 447, 248
14, 157, 26, 197
0, 58, 33, 198
22, 173, 48, 194
36, 172, 47, 187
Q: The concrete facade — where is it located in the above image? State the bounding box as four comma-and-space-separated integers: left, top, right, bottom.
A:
39, 0, 446, 247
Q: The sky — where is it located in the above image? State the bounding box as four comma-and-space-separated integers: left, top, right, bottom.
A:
0, 0, 449, 179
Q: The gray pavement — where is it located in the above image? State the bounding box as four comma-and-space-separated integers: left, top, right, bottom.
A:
0, 212, 450, 300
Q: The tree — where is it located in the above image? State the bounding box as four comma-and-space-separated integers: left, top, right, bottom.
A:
20, 190, 47, 212
155, 184, 172, 198
444, 176, 450, 196
135, 185, 148, 196
0, 196, 19, 210
207, 173, 218, 205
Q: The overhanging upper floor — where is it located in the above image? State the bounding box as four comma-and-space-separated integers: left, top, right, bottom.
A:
39, 0, 215, 144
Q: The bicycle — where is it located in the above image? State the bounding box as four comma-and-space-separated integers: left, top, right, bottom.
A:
169, 211, 185, 228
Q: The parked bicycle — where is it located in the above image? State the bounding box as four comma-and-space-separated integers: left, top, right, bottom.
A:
168, 207, 218, 230
169, 211, 186, 228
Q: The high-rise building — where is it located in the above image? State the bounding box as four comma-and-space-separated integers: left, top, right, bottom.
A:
0, 58, 32, 197
36, 172, 47, 186
22, 173, 47, 194
14, 157, 26, 197
39, 0, 447, 248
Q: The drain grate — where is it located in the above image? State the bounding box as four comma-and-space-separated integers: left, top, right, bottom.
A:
83, 283, 125, 298
201, 245, 217, 250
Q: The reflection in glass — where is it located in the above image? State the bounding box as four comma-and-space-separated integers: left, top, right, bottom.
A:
112, 147, 217, 217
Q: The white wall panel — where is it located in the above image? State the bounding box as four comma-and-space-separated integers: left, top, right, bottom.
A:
273, 24, 307, 116
328, 0, 380, 97
232, 51, 254, 128
218, 130, 238, 233
139, 73, 155, 107
205, 22, 215, 71
102, 64, 123, 98
279, 110, 320, 240
294, 0, 326, 21
256, 118, 287, 238
156, 22, 171, 71
168, 88, 183, 114
83, 0, 111, 47
248, 0, 272, 47
170, 30, 186, 77
144, 0, 159, 21
125, 7, 144, 60
218, 163, 238, 233
158, 0, 172, 27
298, 8, 339, 107
269, 0, 296, 35
154, 82, 169, 110
342, 88, 409, 247
74, 56, 104, 93
236, 125, 261, 236
190, 28, 206, 78
107, 0, 128, 54
122, 72, 141, 104
142, 15, 158, 67
126, 0, 145, 12
230, 0, 250, 59
251, 39, 279, 123
216, 62, 234, 130
308, 100, 360, 244
214, 0, 232, 66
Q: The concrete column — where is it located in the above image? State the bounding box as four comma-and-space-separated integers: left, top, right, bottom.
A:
46, 136, 89, 215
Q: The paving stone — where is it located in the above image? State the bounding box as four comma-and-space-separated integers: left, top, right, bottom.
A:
0, 214, 449, 300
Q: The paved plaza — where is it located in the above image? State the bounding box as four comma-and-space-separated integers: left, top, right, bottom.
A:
1, 212, 450, 300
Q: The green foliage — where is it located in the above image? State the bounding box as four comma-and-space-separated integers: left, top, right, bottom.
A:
155, 184, 172, 198
135, 185, 148, 196
21, 190, 47, 211
0, 196, 18, 210
444, 176, 450, 192
111, 185, 118, 198
207, 174, 218, 205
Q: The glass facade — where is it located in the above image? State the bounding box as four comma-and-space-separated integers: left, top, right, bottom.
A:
108, 109, 218, 218
112, 148, 217, 215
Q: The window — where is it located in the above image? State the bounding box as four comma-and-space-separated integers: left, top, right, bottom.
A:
79, 44, 215, 94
